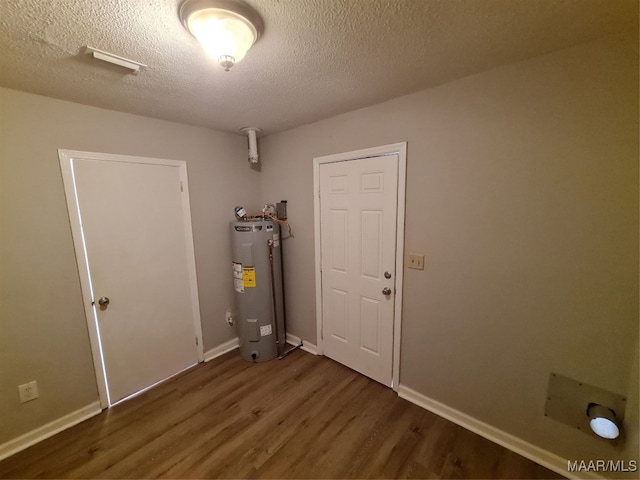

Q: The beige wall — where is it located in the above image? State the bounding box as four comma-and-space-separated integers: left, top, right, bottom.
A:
260, 32, 638, 465
0, 88, 259, 443
1, 30, 637, 468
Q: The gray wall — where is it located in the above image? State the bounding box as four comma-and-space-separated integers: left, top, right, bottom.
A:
1, 30, 637, 468
259, 32, 638, 465
0, 88, 259, 443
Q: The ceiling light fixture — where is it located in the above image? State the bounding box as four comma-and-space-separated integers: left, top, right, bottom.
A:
179, 0, 263, 71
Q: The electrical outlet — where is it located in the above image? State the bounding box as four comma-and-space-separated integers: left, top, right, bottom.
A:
18, 381, 39, 404
406, 253, 425, 270
225, 310, 234, 326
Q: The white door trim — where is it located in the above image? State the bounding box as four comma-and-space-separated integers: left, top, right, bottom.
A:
313, 142, 407, 390
59, 149, 204, 408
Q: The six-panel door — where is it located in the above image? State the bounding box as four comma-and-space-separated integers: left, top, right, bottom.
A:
319, 155, 398, 386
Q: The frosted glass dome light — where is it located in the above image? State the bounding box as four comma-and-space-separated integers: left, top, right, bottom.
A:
179, 0, 263, 71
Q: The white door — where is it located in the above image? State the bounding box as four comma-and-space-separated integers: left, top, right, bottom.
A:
319, 154, 399, 386
60, 151, 202, 406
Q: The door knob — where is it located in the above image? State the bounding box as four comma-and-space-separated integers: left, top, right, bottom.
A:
384, 271, 392, 279
97, 296, 110, 307
382, 287, 392, 296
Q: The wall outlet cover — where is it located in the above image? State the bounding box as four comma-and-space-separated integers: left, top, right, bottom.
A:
18, 380, 39, 404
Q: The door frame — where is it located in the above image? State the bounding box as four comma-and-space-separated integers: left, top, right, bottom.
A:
59, 149, 204, 408
313, 142, 407, 390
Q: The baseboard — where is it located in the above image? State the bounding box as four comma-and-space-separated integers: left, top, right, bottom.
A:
0, 401, 102, 462
204, 337, 239, 362
204, 335, 318, 361
397, 385, 603, 480
286, 333, 319, 355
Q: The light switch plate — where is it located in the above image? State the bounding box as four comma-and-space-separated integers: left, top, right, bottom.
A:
407, 253, 425, 270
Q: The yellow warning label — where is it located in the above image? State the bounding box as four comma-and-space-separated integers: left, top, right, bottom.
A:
242, 267, 256, 287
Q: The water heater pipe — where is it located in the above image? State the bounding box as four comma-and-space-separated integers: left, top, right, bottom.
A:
240, 127, 262, 164
267, 239, 280, 347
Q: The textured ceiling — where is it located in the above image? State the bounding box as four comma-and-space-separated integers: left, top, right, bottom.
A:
0, 0, 637, 135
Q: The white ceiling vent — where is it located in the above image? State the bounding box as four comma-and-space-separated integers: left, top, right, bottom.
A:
86, 47, 147, 75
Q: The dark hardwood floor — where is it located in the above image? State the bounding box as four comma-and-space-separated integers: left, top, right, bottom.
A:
0, 349, 563, 479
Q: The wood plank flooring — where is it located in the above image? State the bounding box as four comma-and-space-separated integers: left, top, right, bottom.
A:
0, 349, 563, 479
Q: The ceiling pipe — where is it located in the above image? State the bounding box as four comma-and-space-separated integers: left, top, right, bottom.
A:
240, 127, 262, 164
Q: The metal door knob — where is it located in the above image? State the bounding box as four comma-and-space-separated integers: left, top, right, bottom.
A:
382, 287, 392, 296
98, 296, 110, 307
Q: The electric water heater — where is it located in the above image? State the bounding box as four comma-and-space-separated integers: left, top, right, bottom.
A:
230, 219, 286, 361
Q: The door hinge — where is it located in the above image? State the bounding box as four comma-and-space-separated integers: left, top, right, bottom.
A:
195, 336, 199, 346
180, 181, 184, 192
